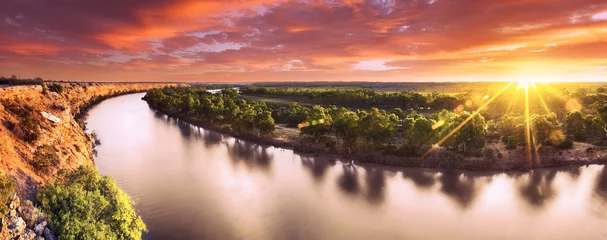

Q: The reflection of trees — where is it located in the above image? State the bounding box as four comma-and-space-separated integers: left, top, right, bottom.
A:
177, 120, 193, 139
301, 156, 335, 182
224, 139, 273, 170
518, 170, 557, 208
592, 166, 607, 216
595, 166, 607, 200
152, 109, 166, 120
402, 169, 436, 189
202, 129, 223, 147
363, 166, 386, 204
337, 164, 360, 195
439, 172, 478, 209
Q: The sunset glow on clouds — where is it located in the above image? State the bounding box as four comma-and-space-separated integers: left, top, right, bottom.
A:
1, 0, 606, 82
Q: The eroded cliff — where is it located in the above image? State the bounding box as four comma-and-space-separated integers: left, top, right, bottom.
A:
0, 83, 171, 198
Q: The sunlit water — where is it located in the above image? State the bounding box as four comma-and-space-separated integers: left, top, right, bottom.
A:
86, 93, 607, 240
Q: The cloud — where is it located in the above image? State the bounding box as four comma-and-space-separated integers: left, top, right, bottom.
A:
0, 0, 606, 82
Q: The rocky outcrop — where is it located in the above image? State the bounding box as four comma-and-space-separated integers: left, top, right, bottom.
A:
1, 194, 53, 240
0, 83, 173, 198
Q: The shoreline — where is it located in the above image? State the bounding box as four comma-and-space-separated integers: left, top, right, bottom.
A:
143, 98, 607, 172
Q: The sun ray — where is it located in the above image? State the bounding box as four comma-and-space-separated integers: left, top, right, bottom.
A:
524, 86, 533, 169
533, 85, 551, 114
505, 91, 520, 115
420, 82, 515, 159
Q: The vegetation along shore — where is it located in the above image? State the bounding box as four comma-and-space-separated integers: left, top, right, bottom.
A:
143, 83, 607, 171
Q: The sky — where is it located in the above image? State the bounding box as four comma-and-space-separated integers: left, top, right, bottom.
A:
0, 0, 606, 82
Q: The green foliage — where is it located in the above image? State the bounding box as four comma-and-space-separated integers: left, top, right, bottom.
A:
274, 102, 309, 128
14, 117, 41, 143
391, 108, 404, 119
300, 105, 333, 141
241, 86, 455, 110
332, 109, 360, 153
530, 113, 559, 145
359, 108, 398, 147
143, 87, 275, 135
405, 115, 436, 147
0, 174, 15, 216
36, 166, 146, 240
439, 111, 486, 150
254, 110, 275, 135
33, 144, 60, 170
47, 83, 64, 94
591, 102, 607, 135
564, 110, 587, 141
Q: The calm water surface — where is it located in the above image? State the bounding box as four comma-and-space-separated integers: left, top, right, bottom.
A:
87, 93, 607, 240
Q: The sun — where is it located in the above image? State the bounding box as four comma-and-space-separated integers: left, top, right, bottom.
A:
516, 78, 537, 90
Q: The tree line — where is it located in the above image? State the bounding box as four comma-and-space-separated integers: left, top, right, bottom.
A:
145, 86, 607, 157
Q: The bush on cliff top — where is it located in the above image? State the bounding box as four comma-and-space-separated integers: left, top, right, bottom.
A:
36, 166, 146, 240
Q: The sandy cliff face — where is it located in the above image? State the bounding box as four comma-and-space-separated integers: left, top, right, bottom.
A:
0, 83, 170, 198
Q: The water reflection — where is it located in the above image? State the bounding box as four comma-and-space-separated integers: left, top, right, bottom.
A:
88, 93, 607, 240
439, 172, 478, 209
518, 170, 558, 208
337, 164, 360, 195
225, 139, 273, 170
402, 169, 436, 189
362, 166, 386, 204
300, 156, 335, 182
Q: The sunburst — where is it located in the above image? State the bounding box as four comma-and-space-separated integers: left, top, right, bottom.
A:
420, 78, 567, 169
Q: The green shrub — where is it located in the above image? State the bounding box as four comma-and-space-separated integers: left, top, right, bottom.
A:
33, 144, 60, 170
47, 83, 64, 94
0, 174, 15, 216
36, 166, 146, 240
14, 118, 40, 143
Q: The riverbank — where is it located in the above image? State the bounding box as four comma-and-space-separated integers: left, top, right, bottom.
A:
146, 101, 607, 172
0, 83, 174, 198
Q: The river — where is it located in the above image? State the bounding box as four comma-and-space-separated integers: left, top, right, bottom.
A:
86, 93, 607, 240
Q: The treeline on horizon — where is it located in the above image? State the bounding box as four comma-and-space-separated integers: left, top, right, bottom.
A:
143, 86, 607, 162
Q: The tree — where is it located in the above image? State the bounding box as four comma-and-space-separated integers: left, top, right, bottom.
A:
392, 108, 404, 119
564, 110, 586, 141
531, 113, 559, 145
440, 111, 486, 150
300, 105, 332, 142
37, 166, 146, 240
598, 87, 606, 93
591, 102, 607, 135
359, 108, 398, 147
406, 116, 436, 147
333, 110, 360, 154
254, 111, 275, 135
